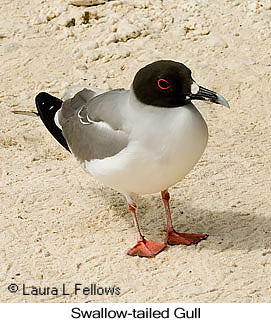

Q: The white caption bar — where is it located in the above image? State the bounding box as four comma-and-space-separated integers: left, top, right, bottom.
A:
0, 303, 269, 322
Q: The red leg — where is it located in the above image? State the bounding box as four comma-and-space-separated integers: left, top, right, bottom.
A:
161, 190, 208, 245
126, 201, 166, 257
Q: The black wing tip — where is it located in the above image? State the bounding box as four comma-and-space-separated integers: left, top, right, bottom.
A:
35, 91, 49, 103
35, 92, 62, 106
35, 92, 71, 153
35, 92, 49, 111
35, 92, 63, 117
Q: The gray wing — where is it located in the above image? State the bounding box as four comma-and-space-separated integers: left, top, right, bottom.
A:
61, 85, 106, 101
59, 88, 129, 163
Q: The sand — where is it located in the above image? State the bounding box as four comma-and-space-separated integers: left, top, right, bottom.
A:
1, 0, 271, 302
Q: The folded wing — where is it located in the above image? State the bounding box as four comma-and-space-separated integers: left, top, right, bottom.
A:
59, 88, 129, 163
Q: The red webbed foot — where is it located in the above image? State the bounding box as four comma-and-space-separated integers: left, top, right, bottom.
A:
165, 229, 208, 245
128, 239, 166, 257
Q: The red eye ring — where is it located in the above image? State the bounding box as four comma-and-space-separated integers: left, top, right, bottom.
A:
157, 78, 172, 90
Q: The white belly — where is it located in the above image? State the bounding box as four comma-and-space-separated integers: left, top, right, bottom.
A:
85, 103, 208, 195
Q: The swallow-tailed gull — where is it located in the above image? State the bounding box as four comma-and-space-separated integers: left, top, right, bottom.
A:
35, 60, 229, 257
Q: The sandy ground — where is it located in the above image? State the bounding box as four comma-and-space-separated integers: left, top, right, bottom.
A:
1, 0, 271, 303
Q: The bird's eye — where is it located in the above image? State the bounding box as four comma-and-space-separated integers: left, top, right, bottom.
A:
157, 79, 172, 90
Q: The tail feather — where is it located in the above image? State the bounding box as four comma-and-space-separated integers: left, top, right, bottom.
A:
12, 110, 39, 117
35, 92, 70, 152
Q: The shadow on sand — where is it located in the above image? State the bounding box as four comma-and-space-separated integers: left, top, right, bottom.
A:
93, 186, 271, 253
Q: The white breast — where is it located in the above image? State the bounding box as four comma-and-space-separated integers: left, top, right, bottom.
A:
85, 92, 208, 195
